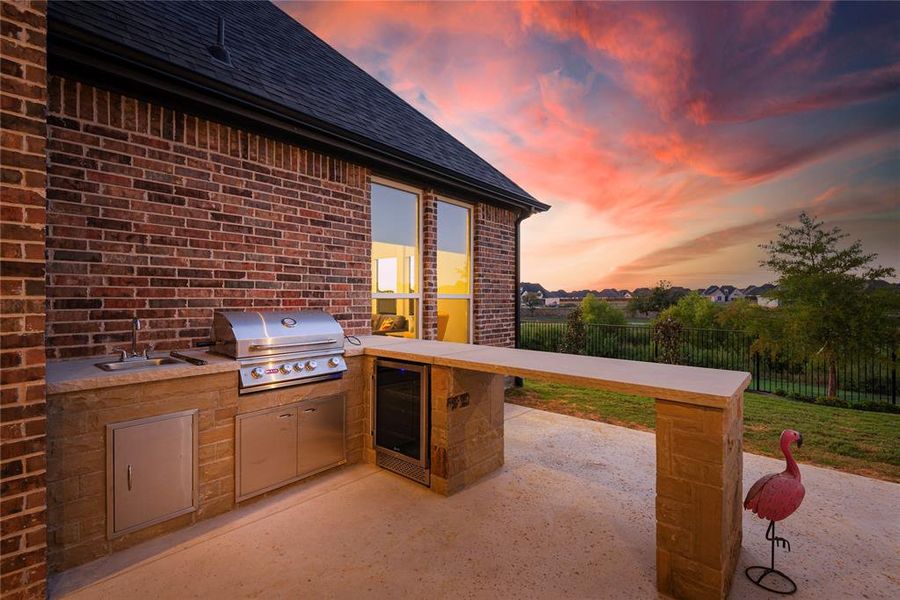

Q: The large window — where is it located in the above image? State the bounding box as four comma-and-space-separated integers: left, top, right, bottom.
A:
436, 199, 472, 343
371, 181, 420, 338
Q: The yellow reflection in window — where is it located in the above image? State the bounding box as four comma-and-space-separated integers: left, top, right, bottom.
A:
437, 299, 469, 343
437, 202, 470, 294
372, 299, 418, 338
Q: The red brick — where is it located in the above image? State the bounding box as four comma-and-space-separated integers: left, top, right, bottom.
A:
1, 3, 47, 594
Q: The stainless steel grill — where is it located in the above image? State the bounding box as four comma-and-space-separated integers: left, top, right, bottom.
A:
211, 310, 347, 394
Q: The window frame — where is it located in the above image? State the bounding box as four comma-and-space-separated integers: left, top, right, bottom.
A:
435, 196, 474, 344
370, 176, 424, 339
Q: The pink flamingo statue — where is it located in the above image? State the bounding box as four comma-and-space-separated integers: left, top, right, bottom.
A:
743, 429, 806, 594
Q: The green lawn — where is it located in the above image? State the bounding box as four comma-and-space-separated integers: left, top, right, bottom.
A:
506, 380, 900, 482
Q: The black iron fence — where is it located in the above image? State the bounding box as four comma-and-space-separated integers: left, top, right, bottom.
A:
518, 321, 898, 405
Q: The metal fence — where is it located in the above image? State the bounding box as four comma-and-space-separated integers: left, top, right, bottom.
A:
518, 321, 898, 405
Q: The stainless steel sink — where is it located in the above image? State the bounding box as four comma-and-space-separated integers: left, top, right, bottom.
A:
95, 357, 184, 371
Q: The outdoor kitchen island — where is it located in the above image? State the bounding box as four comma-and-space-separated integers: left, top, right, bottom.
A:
355, 335, 750, 600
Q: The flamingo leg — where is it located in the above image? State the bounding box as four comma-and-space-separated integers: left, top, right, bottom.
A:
765, 520, 792, 571
746, 521, 797, 594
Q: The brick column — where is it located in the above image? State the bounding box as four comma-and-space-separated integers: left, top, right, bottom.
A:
472, 203, 516, 347
0, 1, 49, 598
420, 190, 438, 340
655, 394, 743, 599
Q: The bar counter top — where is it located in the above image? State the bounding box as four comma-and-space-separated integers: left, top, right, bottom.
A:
355, 336, 749, 408
47, 337, 748, 407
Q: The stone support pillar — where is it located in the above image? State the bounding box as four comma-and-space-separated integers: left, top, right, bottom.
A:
655, 393, 743, 599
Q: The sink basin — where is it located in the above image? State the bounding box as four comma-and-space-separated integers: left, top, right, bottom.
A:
95, 357, 184, 371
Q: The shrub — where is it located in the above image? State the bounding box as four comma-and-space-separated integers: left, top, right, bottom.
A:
652, 316, 683, 364
814, 395, 851, 408
774, 389, 787, 397
854, 401, 900, 414
559, 306, 586, 355
657, 292, 720, 329
581, 294, 627, 326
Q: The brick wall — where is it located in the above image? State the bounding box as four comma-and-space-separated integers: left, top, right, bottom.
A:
0, 1, 48, 598
45, 77, 372, 359
45, 76, 520, 357
473, 203, 518, 347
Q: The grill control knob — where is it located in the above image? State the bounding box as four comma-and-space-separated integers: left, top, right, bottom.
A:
328, 357, 341, 368
305, 360, 318, 371
279, 363, 292, 374
293, 362, 303, 372
250, 367, 264, 379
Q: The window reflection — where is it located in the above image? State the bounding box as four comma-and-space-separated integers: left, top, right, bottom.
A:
371, 182, 419, 337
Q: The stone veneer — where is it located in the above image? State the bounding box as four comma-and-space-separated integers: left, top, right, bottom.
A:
655, 394, 743, 599
45, 356, 364, 572
429, 366, 505, 496
1, 1, 49, 598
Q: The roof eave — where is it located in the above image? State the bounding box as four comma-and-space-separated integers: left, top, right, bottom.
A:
47, 20, 550, 216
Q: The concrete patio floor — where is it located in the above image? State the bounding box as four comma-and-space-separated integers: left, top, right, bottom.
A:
51, 404, 899, 599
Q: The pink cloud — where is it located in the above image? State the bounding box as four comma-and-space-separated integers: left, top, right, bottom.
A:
278, 1, 900, 288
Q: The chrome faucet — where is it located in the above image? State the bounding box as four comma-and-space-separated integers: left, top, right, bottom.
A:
113, 318, 154, 361
131, 318, 141, 357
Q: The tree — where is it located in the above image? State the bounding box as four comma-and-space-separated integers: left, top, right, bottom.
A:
559, 306, 587, 355
760, 212, 897, 397
657, 291, 720, 329
522, 292, 541, 315
627, 280, 680, 316
581, 293, 627, 325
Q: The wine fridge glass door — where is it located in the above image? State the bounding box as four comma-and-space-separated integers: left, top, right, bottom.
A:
375, 360, 428, 467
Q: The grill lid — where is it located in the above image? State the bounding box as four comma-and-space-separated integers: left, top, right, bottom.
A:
212, 310, 344, 359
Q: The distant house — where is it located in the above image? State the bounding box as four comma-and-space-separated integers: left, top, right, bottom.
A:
520, 283, 547, 299
544, 297, 560, 307
619, 290, 633, 299
721, 285, 743, 302
757, 296, 779, 308
702, 286, 727, 303
597, 289, 621, 299
743, 284, 778, 307
632, 287, 651, 297
703, 285, 744, 303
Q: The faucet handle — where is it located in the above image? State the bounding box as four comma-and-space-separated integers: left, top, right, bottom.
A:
112, 348, 128, 362
143, 344, 155, 359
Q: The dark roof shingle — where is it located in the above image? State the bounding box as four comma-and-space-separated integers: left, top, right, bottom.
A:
49, 0, 546, 211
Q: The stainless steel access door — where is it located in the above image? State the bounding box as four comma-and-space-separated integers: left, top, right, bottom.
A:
237, 406, 299, 500
107, 410, 198, 538
298, 393, 346, 477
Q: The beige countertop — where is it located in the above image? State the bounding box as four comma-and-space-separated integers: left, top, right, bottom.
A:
355, 335, 749, 407
47, 337, 748, 407
47, 344, 366, 395
46, 350, 239, 395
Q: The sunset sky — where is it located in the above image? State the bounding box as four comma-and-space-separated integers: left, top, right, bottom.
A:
280, 1, 899, 290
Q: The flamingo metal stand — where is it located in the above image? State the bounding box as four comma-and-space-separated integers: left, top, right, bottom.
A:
745, 520, 798, 594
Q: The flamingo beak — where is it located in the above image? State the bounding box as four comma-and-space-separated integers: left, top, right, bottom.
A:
797, 433, 803, 448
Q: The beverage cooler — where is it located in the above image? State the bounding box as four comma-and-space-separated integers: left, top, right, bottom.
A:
374, 359, 430, 485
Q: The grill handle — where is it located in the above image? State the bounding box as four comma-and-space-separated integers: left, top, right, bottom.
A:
249, 339, 337, 351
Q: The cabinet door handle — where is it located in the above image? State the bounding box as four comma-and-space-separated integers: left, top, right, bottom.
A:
304, 407, 317, 413
127, 464, 133, 491
278, 413, 293, 419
